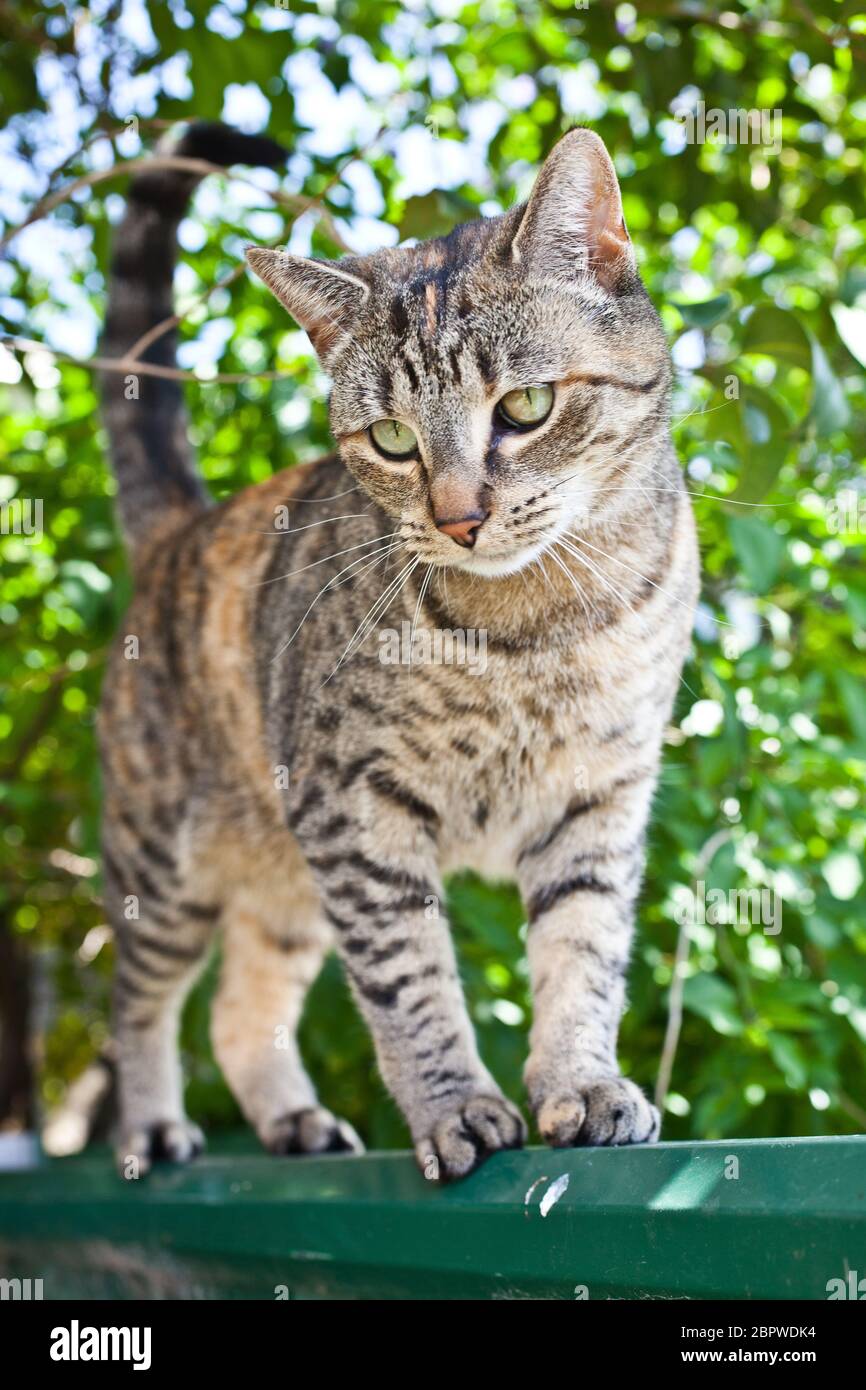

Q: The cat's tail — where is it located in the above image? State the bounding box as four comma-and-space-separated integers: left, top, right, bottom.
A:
101, 121, 287, 552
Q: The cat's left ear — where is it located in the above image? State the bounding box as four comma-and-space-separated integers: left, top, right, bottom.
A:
245, 247, 369, 361
511, 129, 635, 292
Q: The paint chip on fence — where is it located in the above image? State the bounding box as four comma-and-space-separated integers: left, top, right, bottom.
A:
539, 1174, 570, 1217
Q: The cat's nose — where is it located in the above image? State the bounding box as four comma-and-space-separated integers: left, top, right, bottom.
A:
435, 512, 487, 548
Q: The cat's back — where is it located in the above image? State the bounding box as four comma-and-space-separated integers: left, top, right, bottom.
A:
98, 453, 361, 793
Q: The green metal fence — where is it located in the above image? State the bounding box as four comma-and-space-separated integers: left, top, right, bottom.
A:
1, 1136, 864, 1300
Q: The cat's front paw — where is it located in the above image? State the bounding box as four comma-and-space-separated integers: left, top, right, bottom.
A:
116, 1118, 205, 1177
262, 1106, 364, 1156
536, 1077, 659, 1148
415, 1094, 527, 1182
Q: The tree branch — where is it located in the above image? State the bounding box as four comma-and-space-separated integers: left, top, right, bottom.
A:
1, 334, 290, 385
0, 154, 354, 256
120, 124, 388, 365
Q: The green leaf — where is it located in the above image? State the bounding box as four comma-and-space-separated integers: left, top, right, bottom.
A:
804, 915, 841, 949
838, 265, 866, 306
831, 304, 866, 368
767, 1033, 808, 1089
844, 588, 866, 630
835, 670, 866, 745
725, 385, 791, 502
727, 514, 785, 591
447, 872, 524, 954
682, 974, 744, 1035
742, 305, 811, 370
672, 293, 733, 327
398, 190, 477, 241
810, 340, 851, 435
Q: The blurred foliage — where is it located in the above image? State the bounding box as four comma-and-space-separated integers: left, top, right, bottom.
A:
1, 0, 865, 1150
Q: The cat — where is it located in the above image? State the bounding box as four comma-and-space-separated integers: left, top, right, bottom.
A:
99, 120, 698, 1180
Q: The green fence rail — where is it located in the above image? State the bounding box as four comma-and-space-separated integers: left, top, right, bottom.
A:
1, 1136, 864, 1300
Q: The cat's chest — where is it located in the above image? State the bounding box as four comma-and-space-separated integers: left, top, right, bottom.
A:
415, 647, 592, 877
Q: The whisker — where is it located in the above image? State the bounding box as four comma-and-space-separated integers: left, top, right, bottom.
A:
566, 531, 726, 624
583, 486, 787, 508
250, 532, 400, 588
543, 544, 595, 625
327, 556, 420, 682
685, 492, 786, 507
329, 544, 397, 594
409, 563, 435, 669
551, 442, 645, 494
671, 399, 732, 431
323, 556, 420, 684
251, 510, 374, 536
597, 450, 791, 511
283, 485, 360, 503
269, 541, 402, 664
623, 471, 665, 525
555, 539, 701, 700
536, 553, 554, 592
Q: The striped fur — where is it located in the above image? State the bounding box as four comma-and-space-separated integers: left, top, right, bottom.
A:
99, 125, 698, 1179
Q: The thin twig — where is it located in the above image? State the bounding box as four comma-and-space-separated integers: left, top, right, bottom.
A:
0, 154, 353, 255
123, 262, 248, 363
0, 683, 64, 780
12, 647, 107, 693
837, 1091, 866, 1130
655, 827, 734, 1110
1, 334, 288, 385
122, 123, 388, 365
37, 119, 179, 196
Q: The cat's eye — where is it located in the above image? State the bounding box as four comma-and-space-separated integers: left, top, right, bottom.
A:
498, 384, 554, 428
369, 418, 418, 459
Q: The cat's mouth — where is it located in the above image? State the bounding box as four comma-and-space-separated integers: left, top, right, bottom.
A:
438, 507, 586, 579
405, 529, 566, 581
450, 537, 554, 578
401, 495, 591, 580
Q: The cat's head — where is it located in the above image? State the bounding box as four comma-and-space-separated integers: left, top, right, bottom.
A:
248, 128, 669, 578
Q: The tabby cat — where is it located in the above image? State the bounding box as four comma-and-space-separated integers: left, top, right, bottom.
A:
99, 121, 698, 1180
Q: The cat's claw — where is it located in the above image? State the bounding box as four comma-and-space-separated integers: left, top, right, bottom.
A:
263, 1106, 364, 1156
536, 1076, 659, 1148
116, 1118, 205, 1177
415, 1094, 527, 1182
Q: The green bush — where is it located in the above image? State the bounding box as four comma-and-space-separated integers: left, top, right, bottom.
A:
1, 0, 864, 1148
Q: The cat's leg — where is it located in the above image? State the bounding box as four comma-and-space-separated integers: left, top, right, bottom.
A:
297, 810, 525, 1181
109, 867, 217, 1176
516, 766, 661, 1148
210, 869, 362, 1156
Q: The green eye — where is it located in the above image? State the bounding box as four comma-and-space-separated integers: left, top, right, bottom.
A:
498, 384, 554, 427
369, 418, 418, 458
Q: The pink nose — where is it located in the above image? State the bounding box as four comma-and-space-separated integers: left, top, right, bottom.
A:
435, 513, 487, 548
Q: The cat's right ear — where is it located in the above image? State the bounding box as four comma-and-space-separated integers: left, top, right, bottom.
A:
245, 247, 368, 361
510, 128, 636, 292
